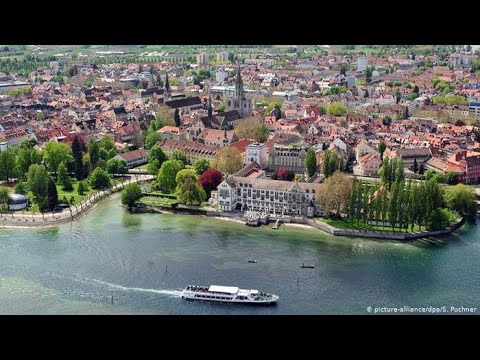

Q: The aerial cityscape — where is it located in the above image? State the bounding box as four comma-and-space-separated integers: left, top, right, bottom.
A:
1, 45, 480, 314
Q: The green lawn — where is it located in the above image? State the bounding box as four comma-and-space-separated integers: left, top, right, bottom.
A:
56, 181, 95, 206
317, 218, 422, 233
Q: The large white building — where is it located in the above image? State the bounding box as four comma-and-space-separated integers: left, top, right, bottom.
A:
197, 52, 209, 65
216, 51, 229, 62
215, 176, 322, 217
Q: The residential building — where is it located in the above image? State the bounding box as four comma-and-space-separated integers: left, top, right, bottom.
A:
156, 126, 188, 141
114, 148, 147, 168
358, 153, 382, 176
158, 139, 219, 163
268, 144, 308, 173
356, 140, 380, 162
390, 148, 432, 170
197, 128, 237, 147
447, 150, 480, 184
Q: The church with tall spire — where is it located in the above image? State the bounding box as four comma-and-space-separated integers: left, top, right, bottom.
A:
225, 63, 251, 118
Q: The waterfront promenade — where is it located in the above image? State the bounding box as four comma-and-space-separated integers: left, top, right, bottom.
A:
0, 174, 154, 228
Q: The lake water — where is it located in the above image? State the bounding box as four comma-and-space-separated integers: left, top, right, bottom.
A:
1, 194, 479, 314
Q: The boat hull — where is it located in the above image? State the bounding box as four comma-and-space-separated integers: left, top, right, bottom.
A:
182, 295, 278, 305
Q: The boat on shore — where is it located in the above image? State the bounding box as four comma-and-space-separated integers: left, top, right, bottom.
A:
181, 285, 278, 304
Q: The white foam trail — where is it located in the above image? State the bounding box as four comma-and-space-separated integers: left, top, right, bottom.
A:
87, 278, 182, 297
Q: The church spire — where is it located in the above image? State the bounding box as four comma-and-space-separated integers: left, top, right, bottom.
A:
208, 95, 212, 118
235, 63, 243, 97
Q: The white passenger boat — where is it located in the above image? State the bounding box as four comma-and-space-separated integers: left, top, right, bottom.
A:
181, 285, 278, 304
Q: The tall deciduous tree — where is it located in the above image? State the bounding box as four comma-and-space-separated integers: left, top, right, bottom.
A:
305, 148, 317, 178
377, 141, 386, 160
157, 160, 184, 193
0, 187, 9, 211
212, 147, 243, 174
16, 147, 41, 180
72, 135, 84, 180
193, 158, 210, 175
0, 148, 16, 182
317, 171, 353, 217
89, 167, 111, 189
88, 138, 100, 169
177, 177, 206, 205
44, 176, 58, 211
444, 184, 477, 220
57, 162, 69, 187
27, 164, 49, 205
198, 168, 223, 195
44, 141, 72, 178
121, 183, 143, 211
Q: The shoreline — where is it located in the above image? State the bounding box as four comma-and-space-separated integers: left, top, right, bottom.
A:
0, 175, 153, 229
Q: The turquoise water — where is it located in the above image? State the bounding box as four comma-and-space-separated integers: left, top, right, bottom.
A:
0, 194, 479, 314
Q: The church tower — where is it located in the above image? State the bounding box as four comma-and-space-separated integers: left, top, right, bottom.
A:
225, 63, 251, 118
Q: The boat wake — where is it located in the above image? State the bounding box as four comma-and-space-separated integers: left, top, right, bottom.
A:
86, 278, 182, 297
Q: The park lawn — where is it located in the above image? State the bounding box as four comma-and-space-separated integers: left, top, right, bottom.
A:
318, 218, 422, 233
56, 180, 95, 205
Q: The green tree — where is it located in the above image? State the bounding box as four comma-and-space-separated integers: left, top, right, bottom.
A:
99, 136, 116, 152
174, 108, 181, 127
305, 148, 317, 178
377, 141, 386, 159
0, 148, 17, 182
157, 160, 184, 193
57, 162, 69, 187
77, 180, 86, 195
44, 141, 72, 178
27, 164, 49, 205
121, 183, 143, 211
413, 158, 418, 173
444, 184, 477, 220
89, 167, 111, 189
427, 208, 451, 231
212, 147, 243, 174
175, 169, 197, 191
63, 176, 73, 191
0, 187, 9, 212
14, 182, 28, 195
16, 146, 41, 180
388, 181, 400, 230
445, 171, 458, 185
44, 177, 59, 211
145, 132, 162, 149
177, 177, 206, 205
326, 102, 348, 116
88, 138, 100, 168
193, 158, 210, 175
107, 158, 128, 176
